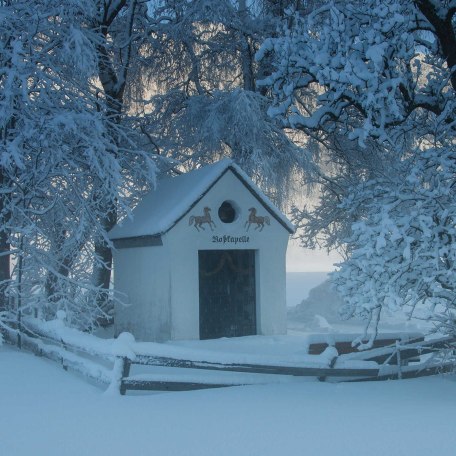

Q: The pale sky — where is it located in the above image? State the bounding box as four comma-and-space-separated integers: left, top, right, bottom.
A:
286, 238, 342, 272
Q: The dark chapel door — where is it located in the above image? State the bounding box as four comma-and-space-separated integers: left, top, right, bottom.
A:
198, 250, 256, 340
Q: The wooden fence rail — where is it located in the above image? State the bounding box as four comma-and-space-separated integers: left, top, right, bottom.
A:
3, 323, 455, 395
337, 336, 456, 364
3, 325, 113, 385
308, 334, 425, 356
116, 355, 381, 394
116, 336, 456, 394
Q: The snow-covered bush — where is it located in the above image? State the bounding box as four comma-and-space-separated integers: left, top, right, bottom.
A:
333, 147, 456, 338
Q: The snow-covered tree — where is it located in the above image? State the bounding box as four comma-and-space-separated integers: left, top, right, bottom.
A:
0, 0, 105, 319
260, 0, 456, 336
139, 0, 308, 206
261, 0, 455, 144
0, 0, 157, 331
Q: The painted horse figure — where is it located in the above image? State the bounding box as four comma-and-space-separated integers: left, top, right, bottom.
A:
245, 207, 270, 231
189, 207, 216, 231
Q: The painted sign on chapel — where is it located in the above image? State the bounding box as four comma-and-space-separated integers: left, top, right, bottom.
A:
188, 205, 271, 233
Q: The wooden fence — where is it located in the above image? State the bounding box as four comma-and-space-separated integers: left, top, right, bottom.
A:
116, 354, 380, 394
3, 322, 455, 395
2, 322, 113, 386
114, 335, 456, 394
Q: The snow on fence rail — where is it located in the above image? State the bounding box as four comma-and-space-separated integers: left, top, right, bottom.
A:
115, 352, 381, 394
307, 332, 424, 356
114, 335, 456, 394
2, 318, 115, 385
2, 319, 455, 394
337, 336, 456, 381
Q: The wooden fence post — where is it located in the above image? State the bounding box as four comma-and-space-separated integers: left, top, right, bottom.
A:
396, 340, 402, 380
106, 356, 130, 395
17, 300, 22, 350
119, 357, 131, 395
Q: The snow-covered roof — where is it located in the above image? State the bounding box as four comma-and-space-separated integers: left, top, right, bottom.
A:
108, 159, 295, 240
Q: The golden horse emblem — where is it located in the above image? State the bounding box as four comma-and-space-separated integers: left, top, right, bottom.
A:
245, 207, 270, 231
189, 207, 216, 231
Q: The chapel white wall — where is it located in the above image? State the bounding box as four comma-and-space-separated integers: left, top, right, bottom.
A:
113, 245, 171, 341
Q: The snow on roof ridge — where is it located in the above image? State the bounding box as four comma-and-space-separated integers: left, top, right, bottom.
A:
108, 159, 294, 240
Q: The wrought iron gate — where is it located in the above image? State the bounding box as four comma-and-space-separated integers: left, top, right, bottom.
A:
198, 250, 256, 339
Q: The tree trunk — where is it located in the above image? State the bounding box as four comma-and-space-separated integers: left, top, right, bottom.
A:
415, 0, 456, 91
91, 0, 135, 324
92, 203, 117, 325
0, 169, 10, 312
238, 0, 256, 92
44, 228, 77, 311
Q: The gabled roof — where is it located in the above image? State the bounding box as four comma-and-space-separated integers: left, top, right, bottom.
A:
108, 159, 295, 240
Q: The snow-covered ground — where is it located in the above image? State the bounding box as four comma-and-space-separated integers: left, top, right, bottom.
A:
1, 341, 455, 456
0, 276, 451, 455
